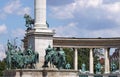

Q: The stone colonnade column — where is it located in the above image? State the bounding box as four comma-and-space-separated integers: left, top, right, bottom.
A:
104, 48, 110, 74
89, 48, 94, 74
74, 48, 78, 70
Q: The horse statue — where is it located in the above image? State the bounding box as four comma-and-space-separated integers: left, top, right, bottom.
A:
5, 50, 11, 69
55, 48, 66, 69
5, 41, 39, 69
42, 45, 53, 67
24, 14, 34, 30
19, 46, 39, 69
43, 46, 66, 69
5, 40, 14, 69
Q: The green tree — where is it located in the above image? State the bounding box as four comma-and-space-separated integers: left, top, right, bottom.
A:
63, 48, 74, 69
63, 48, 90, 70
78, 48, 89, 70
0, 59, 6, 76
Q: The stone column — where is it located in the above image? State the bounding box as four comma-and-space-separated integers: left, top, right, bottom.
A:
89, 48, 94, 74
104, 48, 110, 74
34, 0, 48, 29
74, 48, 78, 70
25, 0, 54, 69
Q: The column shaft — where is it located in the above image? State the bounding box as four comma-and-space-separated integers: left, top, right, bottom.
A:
34, 0, 47, 28
89, 48, 94, 74
74, 48, 78, 70
104, 48, 110, 74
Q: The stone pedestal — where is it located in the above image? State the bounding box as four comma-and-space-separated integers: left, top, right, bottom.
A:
26, 29, 55, 68
3, 69, 79, 77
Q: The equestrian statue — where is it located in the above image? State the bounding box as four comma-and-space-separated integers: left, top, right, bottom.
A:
43, 45, 66, 69
24, 14, 34, 30
5, 40, 39, 69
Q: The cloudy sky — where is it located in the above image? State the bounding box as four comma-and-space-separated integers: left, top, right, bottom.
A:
0, 0, 120, 60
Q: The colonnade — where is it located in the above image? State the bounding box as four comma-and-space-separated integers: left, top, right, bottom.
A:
73, 48, 120, 74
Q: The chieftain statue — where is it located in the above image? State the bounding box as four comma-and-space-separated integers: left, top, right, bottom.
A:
95, 62, 102, 74
43, 45, 66, 69
81, 63, 86, 72
65, 63, 71, 69
5, 40, 39, 69
110, 62, 117, 72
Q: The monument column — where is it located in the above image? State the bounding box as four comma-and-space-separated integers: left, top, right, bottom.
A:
89, 48, 94, 74
104, 48, 110, 74
34, 0, 47, 29
26, 0, 55, 68
74, 48, 78, 70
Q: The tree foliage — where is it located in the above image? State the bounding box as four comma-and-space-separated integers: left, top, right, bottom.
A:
0, 59, 6, 76
63, 48, 90, 70
63, 48, 74, 69
78, 48, 89, 70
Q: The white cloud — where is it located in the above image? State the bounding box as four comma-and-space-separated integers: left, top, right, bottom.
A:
0, 44, 6, 61
54, 22, 120, 38
3, 0, 21, 14
75, 0, 102, 8
12, 28, 25, 38
50, 0, 120, 20
0, 24, 7, 34
0, 0, 31, 19
50, 4, 74, 19
17, 7, 31, 15
50, 0, 120, 37
53, 22, 79, 37
104, 2, 120, 13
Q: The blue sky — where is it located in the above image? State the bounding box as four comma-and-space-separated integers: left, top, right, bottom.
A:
0, 0, 120, 60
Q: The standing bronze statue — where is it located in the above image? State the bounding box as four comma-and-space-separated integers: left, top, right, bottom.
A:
110, 62, 117, 72
95, 62, 102, 74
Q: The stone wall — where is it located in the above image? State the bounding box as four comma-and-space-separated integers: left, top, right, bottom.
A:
3, 69, 79, 77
